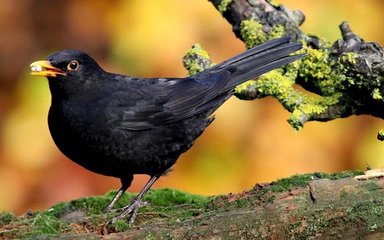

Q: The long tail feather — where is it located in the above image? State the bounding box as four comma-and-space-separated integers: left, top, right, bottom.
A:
209, 36, 303, 90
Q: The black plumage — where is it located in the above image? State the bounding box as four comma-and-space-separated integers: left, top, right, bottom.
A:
30, 36, 303, 224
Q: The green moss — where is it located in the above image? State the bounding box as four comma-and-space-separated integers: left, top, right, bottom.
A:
26, 213, 62, 237
0, 211, 15, 225
144, 232, 156, 240
46, 190, 135, 219
235, 199, 247, 208
111, 219, 130, 232
270, 171, 363, 192
346, 200, 384, 232
360, 180, 380, 193
183, 44, 212, 75
218, 0, 232, 13
144, 188, 207, 207
138, 189, 209, 222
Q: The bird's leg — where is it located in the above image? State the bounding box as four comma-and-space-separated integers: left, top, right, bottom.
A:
107, 174, 160, 225
104, 175, 133, 212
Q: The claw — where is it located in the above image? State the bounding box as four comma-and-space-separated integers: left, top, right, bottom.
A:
107, 198, 143, 225
105, 174, 160, 226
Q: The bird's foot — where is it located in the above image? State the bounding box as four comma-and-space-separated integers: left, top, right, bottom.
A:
103, 205, 115, 213
106, 197, 147, 225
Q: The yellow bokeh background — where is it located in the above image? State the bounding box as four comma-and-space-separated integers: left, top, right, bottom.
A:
0, 0, 383, 215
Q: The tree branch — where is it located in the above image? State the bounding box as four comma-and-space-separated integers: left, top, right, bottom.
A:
184, 0, 384, 139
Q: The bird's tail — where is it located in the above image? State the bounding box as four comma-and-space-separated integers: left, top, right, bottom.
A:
209, 36, 303, 91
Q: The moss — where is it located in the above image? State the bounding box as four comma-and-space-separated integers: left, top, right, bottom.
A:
0, 211, 15, 225
360, 180, 380, 193
111, 219, 130, 232
183, 44, 212, 75
25, 213, 62, 237
270, 171, 363, 192
235, 199, 247, 208
138, 189, 209, 223
144, 188, 207, 207
46, 190, 135, 219
345, 200, 384, 232
144, 232, 156, 240
218, 0, 232, 13
3, 172, 378, 238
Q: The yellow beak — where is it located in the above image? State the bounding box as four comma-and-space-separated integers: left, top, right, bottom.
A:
30, 60, 66, 77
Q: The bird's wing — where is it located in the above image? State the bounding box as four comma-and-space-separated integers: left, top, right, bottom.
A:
103, 37, 303, 131
104, 72, 232, 131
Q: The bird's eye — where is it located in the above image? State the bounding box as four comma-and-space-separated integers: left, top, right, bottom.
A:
67, 60, 79, 71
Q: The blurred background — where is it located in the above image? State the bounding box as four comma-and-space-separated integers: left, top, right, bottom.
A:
0, 0, 383, 215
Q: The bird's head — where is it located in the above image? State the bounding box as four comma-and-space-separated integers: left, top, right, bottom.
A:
30, 50, 104, 98
30, 50, 103, 79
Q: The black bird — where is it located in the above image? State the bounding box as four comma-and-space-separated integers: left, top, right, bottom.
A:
30, 36, 303, 224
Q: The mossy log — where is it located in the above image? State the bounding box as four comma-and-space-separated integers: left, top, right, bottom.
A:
1, 172, 384, 239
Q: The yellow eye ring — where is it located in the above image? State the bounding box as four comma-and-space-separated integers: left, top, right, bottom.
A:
67, 60, 79, 71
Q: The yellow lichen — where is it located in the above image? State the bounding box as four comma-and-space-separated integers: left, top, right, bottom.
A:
218, 0, 232, 13
240, 20, 267, 49
372, 88, 383, 100
183, 44, 212, 75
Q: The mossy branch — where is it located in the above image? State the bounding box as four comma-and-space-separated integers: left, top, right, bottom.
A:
3, 172, 384, 239
184, 0, 384, 139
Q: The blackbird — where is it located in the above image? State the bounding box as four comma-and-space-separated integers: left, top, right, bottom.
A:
30, 36, 303, 224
